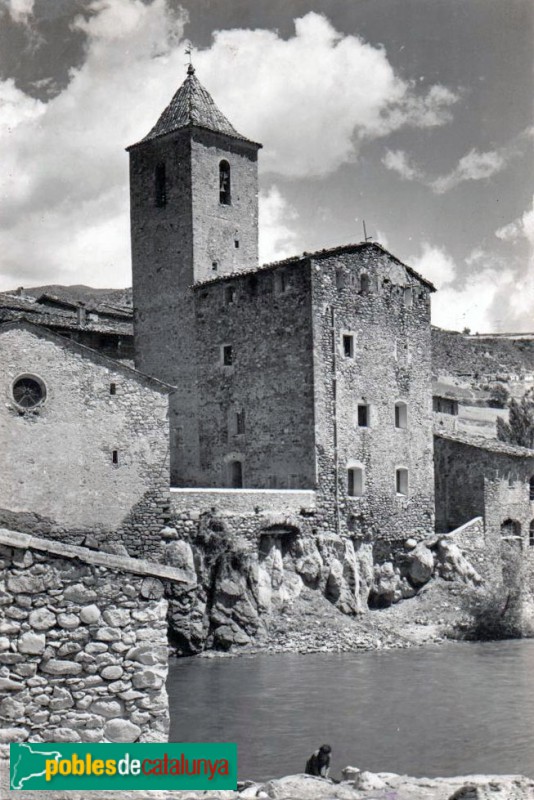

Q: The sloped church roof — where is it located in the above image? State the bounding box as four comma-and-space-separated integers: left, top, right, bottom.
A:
131, 65, 261, 149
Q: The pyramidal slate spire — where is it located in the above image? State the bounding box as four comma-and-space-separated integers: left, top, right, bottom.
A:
137, 64, 257, 146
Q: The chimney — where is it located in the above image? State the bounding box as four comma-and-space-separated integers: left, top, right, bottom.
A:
77, 302, 87, 327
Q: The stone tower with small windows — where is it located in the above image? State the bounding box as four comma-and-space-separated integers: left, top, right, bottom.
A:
128, 65, 261, 485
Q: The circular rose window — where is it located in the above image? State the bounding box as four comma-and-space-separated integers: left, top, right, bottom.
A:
12, 375, 46, 409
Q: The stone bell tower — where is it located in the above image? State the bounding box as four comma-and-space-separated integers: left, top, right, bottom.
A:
127, 65, 262, 485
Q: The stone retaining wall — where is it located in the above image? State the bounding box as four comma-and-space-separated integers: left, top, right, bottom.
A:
170, 488, 316, 517
0, 529, 193, 744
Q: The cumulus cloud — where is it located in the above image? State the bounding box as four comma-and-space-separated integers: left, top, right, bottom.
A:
383, 146, 512, 194
496, 195, 534, 247
409, 241, 532, 332
381, 149, 423, 182
195, 13, 457, 178
0, 2, 462, 290
258, 186, 301, 265
431, 148, 507, 194
410, 242, 457, 290
2, 0, 34, 24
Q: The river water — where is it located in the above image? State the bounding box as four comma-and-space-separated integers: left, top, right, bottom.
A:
167, 640, 534, 782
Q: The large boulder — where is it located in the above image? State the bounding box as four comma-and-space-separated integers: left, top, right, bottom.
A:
260, 774, 343, 799
163, 539, 196, 580
213, 624, 250, 649
325, 558, 344, 602
435, 539, 483, 585
371, 562, 403, 606
407, 542, 435, 586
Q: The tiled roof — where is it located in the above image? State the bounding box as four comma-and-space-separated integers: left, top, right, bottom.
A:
0, 293, 133, 336
0, 321, 171, 393
193, 241, 436, 291
130, 66, 261, 149
435, 430, 534, 458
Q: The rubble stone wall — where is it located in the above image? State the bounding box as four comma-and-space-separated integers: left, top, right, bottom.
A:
311, 248, 435, 543
0, 530, 192, 744
0, 326, 171, 555
193, 262, 316, 489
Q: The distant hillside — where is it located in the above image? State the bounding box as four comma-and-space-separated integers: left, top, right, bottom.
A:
17, 285, 133, 307
432, 327, 534, 379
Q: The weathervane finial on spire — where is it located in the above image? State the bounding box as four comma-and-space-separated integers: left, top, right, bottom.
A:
185, 42, 195, 75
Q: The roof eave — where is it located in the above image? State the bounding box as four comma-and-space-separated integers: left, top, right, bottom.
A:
126, 123, 262, 152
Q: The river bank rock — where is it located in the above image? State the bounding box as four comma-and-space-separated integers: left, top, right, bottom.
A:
1, 749, 532, 800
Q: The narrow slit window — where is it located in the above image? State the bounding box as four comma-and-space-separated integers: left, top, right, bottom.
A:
396, 468, 408, 496
529, 476, 534, 501
109, 383, 116, 396
343, 334, 354, 358
357, 404, 369, 427
112, 450, 118, 465
222, 345, 233, 366
347, 467, 364, 497
212, 261, 219, 272
403, 287, 413, 307
155, 162, 166, 207
236, 410, 246, 434
234, 239, 240, 249
530, 520, 534, 546
395, 401, 407, 429
219, 160, 231, 205
224, 286, 235, 305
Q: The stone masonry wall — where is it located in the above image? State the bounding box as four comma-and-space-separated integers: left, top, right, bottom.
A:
434, 436, 534, 581
130, 134, 201, 486
434, 435, 534, 537
170, 488, 316, 516
311, 246, 435, 544
130, 128, 259, 487
0, 326, 171, 556
193, 262, 316, 489
0, 530, 193, 744
191, 130, 259, 283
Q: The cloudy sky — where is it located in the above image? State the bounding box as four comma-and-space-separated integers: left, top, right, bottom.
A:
0, 0, 532, 332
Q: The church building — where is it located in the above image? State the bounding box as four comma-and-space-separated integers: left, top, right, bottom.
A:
127, 65, 436, 543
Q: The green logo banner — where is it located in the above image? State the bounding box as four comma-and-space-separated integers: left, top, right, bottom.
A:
10, 742, 237, 791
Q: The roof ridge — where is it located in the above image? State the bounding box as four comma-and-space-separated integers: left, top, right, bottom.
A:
129, 69, 260, 149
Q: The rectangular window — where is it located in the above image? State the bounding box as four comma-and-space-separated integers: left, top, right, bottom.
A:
109, 383, 116, 396
236, 410, 246, 434
234, 239, 240, 249
222, 345, 233, 366
403, 287, 413, 307
343, 334, 354, 358
275, 271, 288, 294
112, 450, 118, 465
433, 396, 458, 416
348, 467, 364, 497
230, 460, 243, 488
396, 468, 408, 496
224, 286, 235, 304
395, 402, 407, 429
212, 261, 218, 271
357, 404, 369, 427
